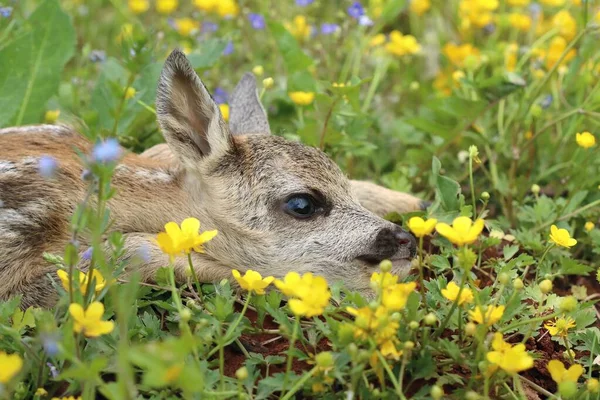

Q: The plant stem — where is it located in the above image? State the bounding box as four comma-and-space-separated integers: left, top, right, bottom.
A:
282, 317, 300, 396
280, 367, 317, 400
434, 272, 469, 339
187, 253, 204, 303
417, 237, 429, 314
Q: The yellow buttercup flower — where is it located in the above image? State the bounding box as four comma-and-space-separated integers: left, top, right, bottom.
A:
369, 33, 386, 47
216, 0, 239, 18
35, 388, 48, 396
443, 43, 480, 68
486, 333, 533, 374
370, 271, 398, 288
231, 270, 274, 295
193, 0, 218, 12
407, 217, 437, 238
585, 221, 595, 232
441, 281, 474, 305
381, 282, 416, 311
128, 0, 149, 14
219, 104, 230, 122
175, 18, 200, 37
542, 36, 577, 70
548, 360, 584, 384
435, 217, 485, 246
276, 272, 331, 317
156, 217, 218, 260
44, 110, 60, 124
117, 23, 134, 43
156, 0, 178, 14
69, 301, 114, 338
576, 132, 596, 148
459, 0, 498, 28
288, 91, 315, 106
540, 0, 564, 4
410, 0, 430, 16
508, 0, 529, 5
285, 15, 311, 41
57, 269, 107, 295
469, 305, 505, 326
384, 30, 421, 57
347, 305, 401, 359
509, 13, 532, 32
549, 224, 577, 248
587, 378, 600, 393
552, 10, 577, 41
544, 317, 576, 337
0, 351, 22, 383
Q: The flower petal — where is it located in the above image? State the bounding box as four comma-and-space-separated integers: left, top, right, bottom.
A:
548, 360, 566, 383
181, 217, 200, 236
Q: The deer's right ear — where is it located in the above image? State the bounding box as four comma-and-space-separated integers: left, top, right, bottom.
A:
156, 49, 232, 167
229, 73, 271, 136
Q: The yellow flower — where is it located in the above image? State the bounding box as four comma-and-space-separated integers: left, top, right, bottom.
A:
57, 269, 107, 295
193, 0, 218, 12
544, 317, 576, 337
156, 217, 218, 260
117, 23, 134, 43
552, 10, 577, 41
252, 65, 264, 76
175, 18, 200, 37
508, 0, 529, 5
576, 132, 596, 148
288, 91, 315, 106
504, 43, 518, 72
540, 0, 565, 6
407, 217, 437, 238
435, 216, 485, 246
548, 360, 584, 384
459, 0, 498, 28
216, 0, 239, 18
35, 388, 48, 396
509, 13, 532, 31
384, 31, 421, 57
587, 378, 599, 393
51, 397, 81, 400
0, 351, 22, 383
347, 305, 401, 358
486, 333, 533, 374
410, 0, 430, 15
285, 15, 311, 41
379, 339, 403, 359
44, 110, 60, 124
276, 272, 331, 317
231, 269, 274, 295
585, 221, 595, 232
124, 87, 136, 99
369, 33, 386, 47
542, 36, 577, 70
128, 0, 149, 14
382, 282, 416, 311
443, 43, 480, 68
218, 104, 230, 122
441, 282, 474, 305
469, 305, 505, 326
164, 364, 183, 383
156, 0, 177, 14
69, 302, 114, 337
549, 224, 577, 248
370, 271, 398, 289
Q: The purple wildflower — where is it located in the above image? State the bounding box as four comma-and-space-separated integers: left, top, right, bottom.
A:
358, 15, 373, 26
0, 7, 12, 18
295, 0, 314, 5
92, 138, 122, 163
223, 41, 234, 56
540, 94, 553, 109
213, 87, 228, 105
41, 334, 60, 357
47, 363, 59, 379
89, 50, 106, 63
529, 3, 542, 18
82, 247, 93, 261
347, 2, 364, 19
38, 155, 58, 179
202, 21, 219, 33
248, 13, 266, 30
137, 243, 152, 263
320, 23, 339, 35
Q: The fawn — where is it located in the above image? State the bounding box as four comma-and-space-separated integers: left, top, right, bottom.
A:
0, 50, 425, 308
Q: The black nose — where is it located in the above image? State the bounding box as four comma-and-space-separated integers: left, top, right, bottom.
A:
356, 227, 417, 265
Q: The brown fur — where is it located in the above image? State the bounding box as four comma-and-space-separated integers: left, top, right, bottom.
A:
0, 50, 423, 308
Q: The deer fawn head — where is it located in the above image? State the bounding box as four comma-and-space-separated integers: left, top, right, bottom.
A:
156, 50, 416, 293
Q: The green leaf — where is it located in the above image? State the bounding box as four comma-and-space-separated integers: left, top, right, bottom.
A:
432, 157, 461, 211
558, 258, 594, 276
11, 307, 36, 331
187, 38, 228, 70
0, 0, 76, 127
268, 21, 313, 73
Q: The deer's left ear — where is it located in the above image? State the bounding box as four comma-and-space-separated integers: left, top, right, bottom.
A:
229, 73, 271, 136
156, 49, 232, 167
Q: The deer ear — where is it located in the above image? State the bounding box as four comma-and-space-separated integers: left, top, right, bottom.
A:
156, 49, 232, 167
229, 73, 271, 136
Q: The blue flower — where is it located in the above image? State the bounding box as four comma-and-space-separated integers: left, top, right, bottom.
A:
223, 41, 234, 56
89, 50, 106, 63
46, 363, 59, 379
202, 21, 219, 33
248, 13, 266, 30
320, 23, 339, 35
347, 2, 364, 19
540, 94, 553, 109
529, 3, 542, 18
295, 0, 314, 5
358, 15, 373, 26
38, 155, 58, 179
213, 87, 228, 105
41, 334, 60, 357
82, 247, 93, 261
0, 7, 12, 18
93, 138, 122, 163
137, 243, 152, 263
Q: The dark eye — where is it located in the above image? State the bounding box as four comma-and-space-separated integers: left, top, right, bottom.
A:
284, 195, 317, 219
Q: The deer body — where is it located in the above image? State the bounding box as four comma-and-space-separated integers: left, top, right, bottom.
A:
0, 50, 423, 308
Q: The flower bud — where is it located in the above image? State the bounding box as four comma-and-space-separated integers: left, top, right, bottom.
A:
497, 272, 509, 285
262, 77, 274, 89
531, 184, 541, 195
315, 351, 334, 368
513, 278, 524, 290
347, 343, 359, 357
587, 378, 599, 393
252, 65, 264, 76
430, 385, 444, 399
563, 349, 575, 360
539, 279, 553, 294
530, 104, 543, 118
379, 259, 392, 273
465, 322, 477, 336
558, 381, 578, 399
409, 81, 420, 91
235, 366, 249, 380
481, 191, 490, 201
180, 308, 192, 322
403, 341, 415, 350
465, 391, 479, 400
409, 321, 419, 330
424, 313, 437, 326
559, 296, 577, 313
